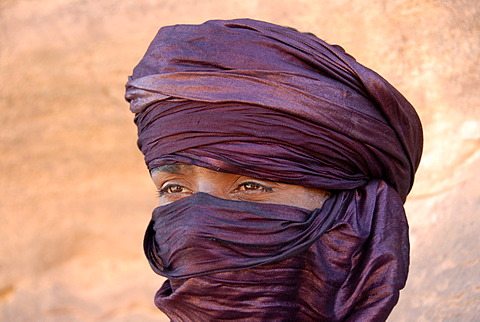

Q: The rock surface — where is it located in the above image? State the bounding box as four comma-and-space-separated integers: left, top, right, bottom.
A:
1, 0, 479, 320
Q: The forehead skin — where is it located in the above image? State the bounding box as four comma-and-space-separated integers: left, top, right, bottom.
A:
151, 164, 329, 210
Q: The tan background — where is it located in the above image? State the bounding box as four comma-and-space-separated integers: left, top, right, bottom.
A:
1, 0, 479, 321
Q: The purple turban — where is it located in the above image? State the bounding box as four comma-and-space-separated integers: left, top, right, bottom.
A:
125, 19, 423, 321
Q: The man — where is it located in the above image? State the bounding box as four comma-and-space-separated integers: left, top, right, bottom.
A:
125, 18, 423, 321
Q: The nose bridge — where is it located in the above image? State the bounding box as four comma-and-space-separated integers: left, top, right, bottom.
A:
197, 178, 229, 199
193, 166, 233, 199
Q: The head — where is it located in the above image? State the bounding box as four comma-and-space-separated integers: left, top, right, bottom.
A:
125, 18, 423, 320
126, 19, 422, 203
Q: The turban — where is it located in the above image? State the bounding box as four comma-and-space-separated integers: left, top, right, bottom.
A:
125, 19, 423, 321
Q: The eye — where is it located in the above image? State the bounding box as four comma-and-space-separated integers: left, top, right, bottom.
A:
158, 184, 191, 196
236, 181, 273, 193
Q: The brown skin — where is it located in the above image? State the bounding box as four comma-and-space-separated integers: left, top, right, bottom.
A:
151, 164, 330, 211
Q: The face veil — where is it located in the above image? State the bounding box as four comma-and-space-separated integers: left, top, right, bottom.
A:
125, 18, 423, 321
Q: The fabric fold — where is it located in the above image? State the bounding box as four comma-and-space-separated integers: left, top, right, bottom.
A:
147, 181, 407, 321
125, 18, 423, 321
125, 18, 423, 201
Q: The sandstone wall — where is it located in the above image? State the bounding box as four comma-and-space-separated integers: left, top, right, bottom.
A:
1, 0, 479, 321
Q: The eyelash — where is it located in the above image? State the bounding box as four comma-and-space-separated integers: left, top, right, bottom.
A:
156, 181, 273, 197
236, 181, 273, 193
157, 184, 188, 197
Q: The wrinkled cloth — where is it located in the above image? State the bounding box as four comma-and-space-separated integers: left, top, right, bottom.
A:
125, 18, 423, 321
125, 18, 422, 202
145, 181, 408, 321
145, 192, 340, 279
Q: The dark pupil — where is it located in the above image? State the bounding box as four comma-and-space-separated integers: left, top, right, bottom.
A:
245, 183, 260, 190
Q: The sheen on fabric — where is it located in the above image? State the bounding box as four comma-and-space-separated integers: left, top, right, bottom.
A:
125, 18, 423, 202
125, 18, 423, 321
145, 181, 408, 321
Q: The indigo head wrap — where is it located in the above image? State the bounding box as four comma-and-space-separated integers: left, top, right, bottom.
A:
125, 19, 423, 321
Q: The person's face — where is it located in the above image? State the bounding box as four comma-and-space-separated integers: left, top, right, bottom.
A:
151, 164, 329, 211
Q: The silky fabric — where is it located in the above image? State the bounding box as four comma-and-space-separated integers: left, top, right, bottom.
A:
125, 18, 423, 321
145, 192, 341, 278
145, 181, 408, 321
125, 18, 423, 202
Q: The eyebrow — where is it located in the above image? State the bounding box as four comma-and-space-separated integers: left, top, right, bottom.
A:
150, 164, 192, 175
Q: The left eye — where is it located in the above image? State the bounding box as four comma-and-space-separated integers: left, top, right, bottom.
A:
237, 182, 271, 192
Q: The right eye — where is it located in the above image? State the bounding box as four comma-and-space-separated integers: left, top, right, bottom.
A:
158, 184, 191, 196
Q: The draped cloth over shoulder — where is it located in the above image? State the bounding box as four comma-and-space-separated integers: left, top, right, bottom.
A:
125, 19, 423, 321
